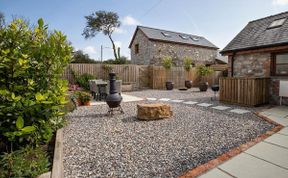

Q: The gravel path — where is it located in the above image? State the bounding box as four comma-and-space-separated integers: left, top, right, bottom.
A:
64, 89, 275, 178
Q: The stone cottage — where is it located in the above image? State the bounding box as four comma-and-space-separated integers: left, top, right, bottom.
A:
221, 11, 288, 105
129, 26, 219, 66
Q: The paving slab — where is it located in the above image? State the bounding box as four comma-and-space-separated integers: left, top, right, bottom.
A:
261, 106, 288, 118
219, 153, 288, 178
212, 106, 231, 111
230, 109, 250, 114
266, 115, 288, 126
245, 142, 288, 169
183, 101, 198, 105
170, 99, 184, 103
146, 98, 157, 101
197, 103, 213, 107
198, 168, 233, 178
159, 98, 171, 101
265, 133, 288, 149
279, 127, 288, 136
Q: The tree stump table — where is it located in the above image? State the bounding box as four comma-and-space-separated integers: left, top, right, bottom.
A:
137, 103, 173, 120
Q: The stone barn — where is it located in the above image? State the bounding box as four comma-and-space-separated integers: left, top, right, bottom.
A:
221, 11, 288, 105
129, 26, 219, 66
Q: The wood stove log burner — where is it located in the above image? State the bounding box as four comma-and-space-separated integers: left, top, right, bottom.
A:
106, 72, 124, 115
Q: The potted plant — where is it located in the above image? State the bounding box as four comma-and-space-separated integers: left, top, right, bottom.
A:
73, 91, 91, 106
183, 56, 193, 89
162, 56, 174, 90
196, 65, 214, 92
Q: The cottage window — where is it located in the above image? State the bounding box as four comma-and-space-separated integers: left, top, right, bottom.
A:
135, 44, 139, 54
272, 53, 288, 76
268, 18, 286, 29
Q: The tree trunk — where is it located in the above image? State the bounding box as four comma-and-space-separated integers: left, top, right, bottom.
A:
108, 35, 119, 61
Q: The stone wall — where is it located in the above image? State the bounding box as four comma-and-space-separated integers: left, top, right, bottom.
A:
131, 30, 153, 65
232, 53, 271, 77
130, 30, 217, 66
228, 52, 288, 105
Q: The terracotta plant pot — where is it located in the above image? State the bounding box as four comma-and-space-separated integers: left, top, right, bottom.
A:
165, 81, 174, 90
77, 98, 82, 106
185, 80, 193, 89
199, 82, 209, 92
83, 101, 90, 106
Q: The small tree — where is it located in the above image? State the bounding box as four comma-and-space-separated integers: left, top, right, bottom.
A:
72, 50, 98, 63
83, 11, 121, 61
183, 56, 192, 72
196, 65, 214, 81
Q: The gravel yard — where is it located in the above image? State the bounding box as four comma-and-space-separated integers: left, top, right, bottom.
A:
64, 89, 275, 178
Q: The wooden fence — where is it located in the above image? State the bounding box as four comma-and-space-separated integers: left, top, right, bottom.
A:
149, 65, 226, 89
62, 64, 227, 90
219, 77, 270, 106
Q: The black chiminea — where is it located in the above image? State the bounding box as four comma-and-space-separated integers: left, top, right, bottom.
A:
106, 72, 124, 115
211, 84, 220, 101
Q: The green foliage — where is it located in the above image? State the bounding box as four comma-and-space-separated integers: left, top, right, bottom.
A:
196, 65, 214, 77
0, 146, 50, 178
72, 50, 98, 64
82, 10, 121, 60
72, 73, 96, 91
183, 57, 193, 71
104, 56, 131, 64
162, 56, 173, 70
74, 91, 91, 103
102, 64, 113, 73
0, 18, 73, 148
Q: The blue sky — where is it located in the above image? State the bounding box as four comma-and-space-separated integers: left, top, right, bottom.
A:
1, 0, 288, 61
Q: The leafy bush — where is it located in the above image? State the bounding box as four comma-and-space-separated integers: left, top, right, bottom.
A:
0, 18, 73, 149
183, 57, 193, 71
73, 73, 96, 91
75, 91, 91, 103
0, 146, 50, 178
196, 65, 214, 77
162, 56, 173, 70
103, 56, 131, 64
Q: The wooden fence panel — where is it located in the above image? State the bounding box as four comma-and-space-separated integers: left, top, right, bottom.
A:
219, 77, 270, 106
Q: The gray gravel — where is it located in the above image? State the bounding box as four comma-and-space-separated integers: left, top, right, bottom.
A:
64, 89, 275, 178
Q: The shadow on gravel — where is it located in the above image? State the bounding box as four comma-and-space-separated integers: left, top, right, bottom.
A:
121, 116, 142, 123
71, 113, 108, 119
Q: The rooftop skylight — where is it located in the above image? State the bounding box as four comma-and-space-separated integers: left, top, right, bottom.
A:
191, 37, 199, 41
179, 35, 189, 40
268, 18, 286, 29
161, 32, 171, 37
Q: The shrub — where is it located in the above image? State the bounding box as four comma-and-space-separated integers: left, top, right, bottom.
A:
162, 56, 173, 70
73, 73, 96, 91
196, 65, 214, 77
0, 18, 73, 149
183, 57, 193, 71
0, 146, 50, 178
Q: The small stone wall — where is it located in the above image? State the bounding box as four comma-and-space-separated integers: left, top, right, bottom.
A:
232, 53, 270, 77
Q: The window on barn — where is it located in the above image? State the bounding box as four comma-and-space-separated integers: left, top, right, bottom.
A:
161, 32, 171, 37
272, 53, 288, 76
268, 18, 286, 29
135, 44, 139, 54
179, 35, 189, 40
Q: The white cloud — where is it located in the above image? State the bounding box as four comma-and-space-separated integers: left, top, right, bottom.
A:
122, 15, 141, 26
83, 46, 97, 55
272, 0, 288, 5
114, 41, 122, 48
113, 28, 127, 34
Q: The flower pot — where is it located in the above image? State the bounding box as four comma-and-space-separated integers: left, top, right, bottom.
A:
185, 80, 193, 89
165, 81, 174, 90
84, 101, 90, 106
199, 82, 209, 92
77, 98, 82, 106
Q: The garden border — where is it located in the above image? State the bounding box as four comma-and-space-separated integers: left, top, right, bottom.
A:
37, 128, 64, 178
178, 111, 284, 178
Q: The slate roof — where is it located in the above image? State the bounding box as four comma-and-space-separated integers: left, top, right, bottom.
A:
222, 11, 288, 53
129, 26, 218, 49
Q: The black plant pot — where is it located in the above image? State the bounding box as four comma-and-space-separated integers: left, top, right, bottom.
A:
165, 81, 174, 90
199, 82, 209, 92
185, 80, 193, 89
